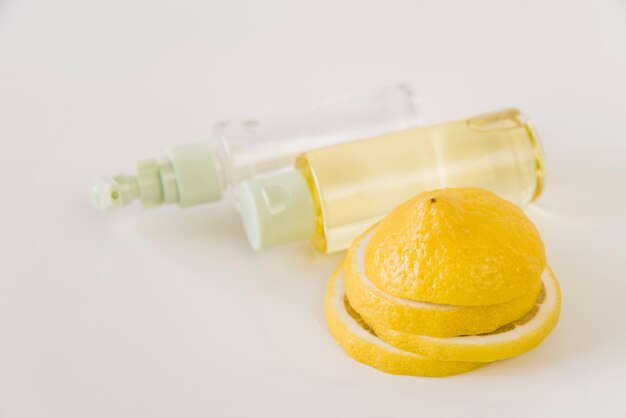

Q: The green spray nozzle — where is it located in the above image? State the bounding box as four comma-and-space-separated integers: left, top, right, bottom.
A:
91, 142, 223, 212
91, 176, 138, 211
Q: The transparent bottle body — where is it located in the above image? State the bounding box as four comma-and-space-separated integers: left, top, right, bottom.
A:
296, 109, 545, 253
211, 84, 421, 189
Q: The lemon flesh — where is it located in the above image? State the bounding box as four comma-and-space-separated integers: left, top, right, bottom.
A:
325, 268, 483, 377
370, 268, 561, 362
345, 227, 542, 337
364, 188, 546, 306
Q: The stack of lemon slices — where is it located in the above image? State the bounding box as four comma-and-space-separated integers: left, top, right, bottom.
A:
325, 188, 561, 377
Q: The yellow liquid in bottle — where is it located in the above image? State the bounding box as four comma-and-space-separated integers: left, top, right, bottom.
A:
296, 109, 545, 253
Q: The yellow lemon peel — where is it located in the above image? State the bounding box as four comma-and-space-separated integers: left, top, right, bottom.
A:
364, 188, 546, 306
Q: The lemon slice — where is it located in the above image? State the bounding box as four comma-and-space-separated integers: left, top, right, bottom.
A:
345, 227, 542, 337
369, 268, 561, 363
325, 268, 483, 377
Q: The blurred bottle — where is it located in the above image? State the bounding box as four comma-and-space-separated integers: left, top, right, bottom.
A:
91, 84, 422, 212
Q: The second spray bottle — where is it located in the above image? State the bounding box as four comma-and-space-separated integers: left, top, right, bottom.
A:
238, 108, 545, 253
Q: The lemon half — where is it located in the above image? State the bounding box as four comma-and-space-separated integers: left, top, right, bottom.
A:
364, 188, 546, 306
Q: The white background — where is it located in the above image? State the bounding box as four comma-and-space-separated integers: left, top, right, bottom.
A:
1, 1, 626, 417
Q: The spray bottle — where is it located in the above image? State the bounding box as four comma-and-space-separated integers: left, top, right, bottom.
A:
237, 108, 545, 253
91, 84, 422, 212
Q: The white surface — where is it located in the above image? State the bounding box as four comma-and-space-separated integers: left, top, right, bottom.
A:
1, 1, 626, 417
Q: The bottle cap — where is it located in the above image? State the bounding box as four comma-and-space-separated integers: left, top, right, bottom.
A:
237, 171, 315, 250
91, 142, 223, 211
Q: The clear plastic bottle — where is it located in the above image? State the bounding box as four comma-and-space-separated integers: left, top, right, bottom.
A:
238, 108, 545, 253
91, 84, 422, 212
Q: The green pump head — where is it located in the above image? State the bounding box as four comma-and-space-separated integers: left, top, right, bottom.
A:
91, 142, 224, 211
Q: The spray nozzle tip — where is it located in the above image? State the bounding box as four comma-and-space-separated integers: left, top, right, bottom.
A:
91, 176, 137, 211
